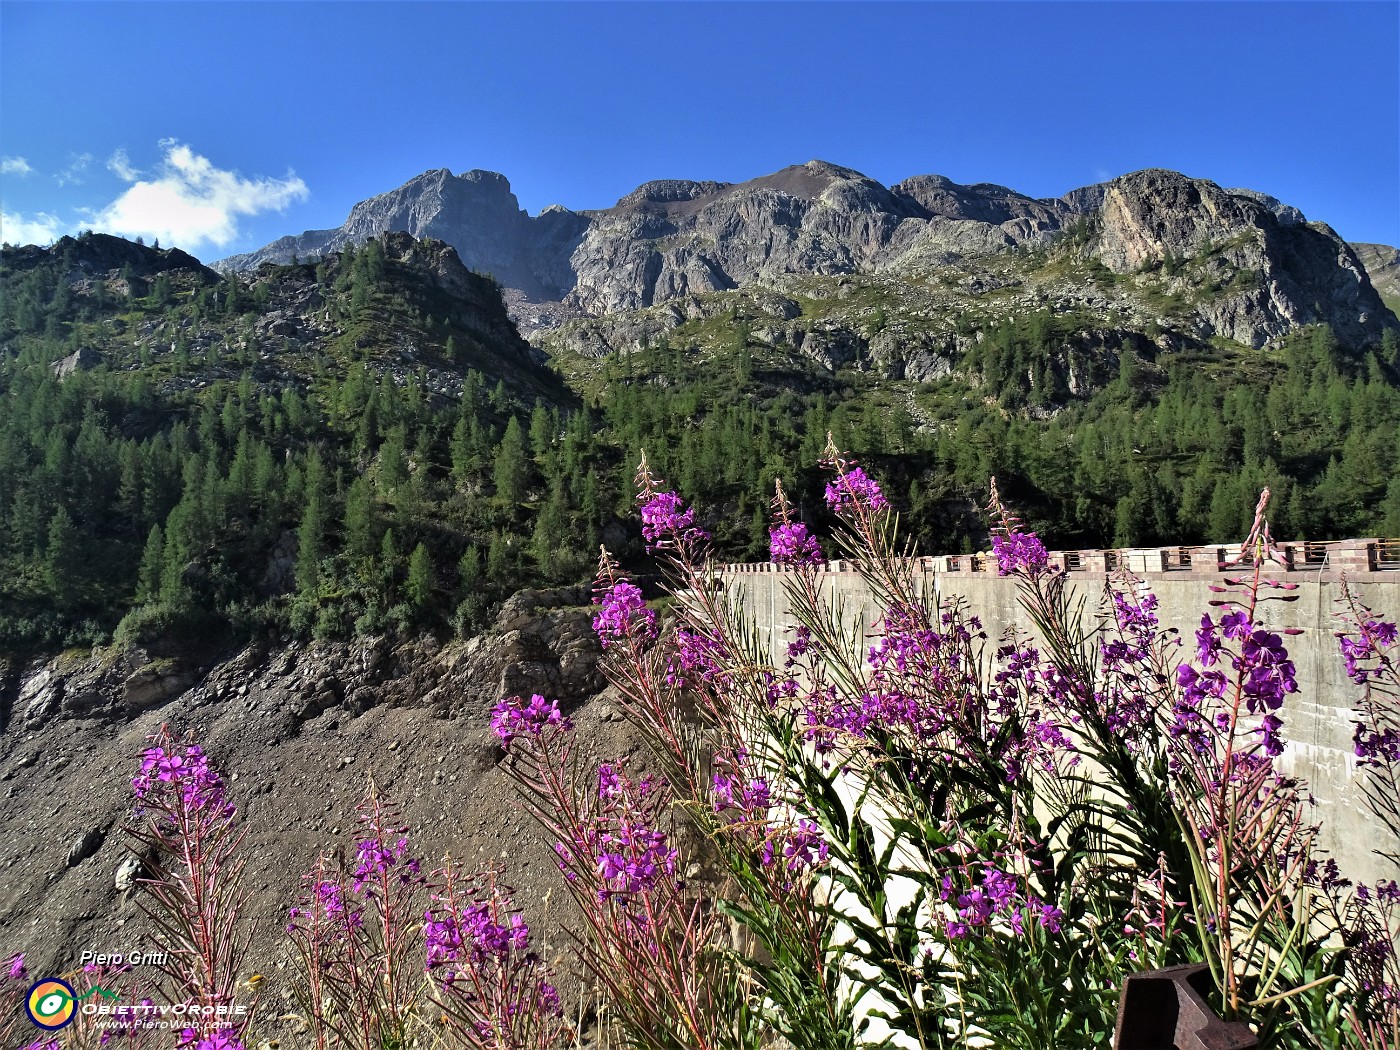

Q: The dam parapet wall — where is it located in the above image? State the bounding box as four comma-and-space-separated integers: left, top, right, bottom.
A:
716, 536, 1400, 885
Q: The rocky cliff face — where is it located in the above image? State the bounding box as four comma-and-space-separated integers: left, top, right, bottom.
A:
219, 161, 1397, 351
1354, 242, 1400, 309
1095, 169, 1391, 347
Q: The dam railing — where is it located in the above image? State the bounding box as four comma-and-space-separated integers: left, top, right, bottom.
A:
714, 536, 1400, 581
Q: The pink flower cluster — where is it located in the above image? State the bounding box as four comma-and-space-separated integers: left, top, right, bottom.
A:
132, 742, 234, 821
712, 749, 772, 822
593, 769, 678, 907
769, 521, 824, 566
491, 694, 572, 744
288, 877, 364, 937
991, 530, 1049, 577
761, 818, 830, 873
823, 467, 888, 514
1339, 617, 1398, 685
639, 490, 708, 551
593, 579, 657, 649
666, 626, 732, 688
1181, 610, 1297, 758
938, 865, 1063, 940
352, 835, 422, 893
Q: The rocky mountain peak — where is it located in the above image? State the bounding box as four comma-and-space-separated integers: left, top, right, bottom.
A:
1097, 168, 1266, 271
1093, 168, 1390, 346
1226, 187, 1307, 226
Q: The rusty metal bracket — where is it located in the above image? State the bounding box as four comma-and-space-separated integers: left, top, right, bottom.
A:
1114, 963, 1258, 1050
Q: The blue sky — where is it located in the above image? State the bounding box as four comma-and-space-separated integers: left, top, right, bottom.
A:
1, 2, 1396, 260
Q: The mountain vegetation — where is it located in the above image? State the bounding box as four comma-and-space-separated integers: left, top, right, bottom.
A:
3, 164, 1399, 656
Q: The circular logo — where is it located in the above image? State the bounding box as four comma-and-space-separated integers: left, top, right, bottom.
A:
27, 978, 77, 1030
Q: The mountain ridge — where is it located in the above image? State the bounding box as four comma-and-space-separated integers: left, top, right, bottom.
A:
215, 161, 1396, 352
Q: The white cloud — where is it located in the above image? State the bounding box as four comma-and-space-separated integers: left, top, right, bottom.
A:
107, 148, 140, 181
90, 140, 308, 251
57, 152, 93, 186
1, 157, 33, 176
2, 210, 64, 246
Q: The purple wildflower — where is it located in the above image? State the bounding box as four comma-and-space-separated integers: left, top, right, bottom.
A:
132, 743, 234, 821
1355, 722, 1400, 765
770, 521, 824, 566
712, 749, 772, 821
1338, 617, 1398, 684
763, 818, 829, 873
6, 952, 23, 980
666, 626, 731, 687
991, 530, 1049, 577
1238, 627, 1297, 717
592, 579, 657, 648
1195, 615, 1221, 667
823, 466, 889, 514
639, 490, 707, 550
491, 693, 572, 744
351, 835, 421, 892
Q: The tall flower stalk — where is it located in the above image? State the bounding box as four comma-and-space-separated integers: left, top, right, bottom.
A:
285, 786, 426, 1050
125, 726, 255, 1047
425, 864, 567, 1050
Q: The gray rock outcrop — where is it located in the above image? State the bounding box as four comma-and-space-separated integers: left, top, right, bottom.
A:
1096, 169, 1391, 347
1353, 242, 1400, 306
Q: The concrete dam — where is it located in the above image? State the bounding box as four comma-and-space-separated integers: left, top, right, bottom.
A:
718, 537, 1400, 885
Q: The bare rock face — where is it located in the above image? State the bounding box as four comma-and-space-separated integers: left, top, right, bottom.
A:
1353, 242, 1400, 305
561, 161, 1074, 317
1096, 169, 1393, 348
217, 170, 589, 302
50, 346, 104, 379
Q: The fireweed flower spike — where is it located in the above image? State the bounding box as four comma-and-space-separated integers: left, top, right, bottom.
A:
987, 478, 1049, 577
820, 436, 890, 515
122, 726, 254, 1044
770, 478, 824, 567
590, 576, 655, 649
635, 452, 709, 553
491, 693, 573, 744
287, 788, 425, 1050
771, 522, 824, 566
425, 864, 566, 1049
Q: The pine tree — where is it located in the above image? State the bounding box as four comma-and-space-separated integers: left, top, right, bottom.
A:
296, 452, 328, 596
343, 475, 377, 564
493, 417, 529, 506
137, 524, 164, 603
44, 505, 81, 603
531, 479, 567, 574
406, 542, 433, 613
486, 531, 510, 584
458, 545, 483, 599
379, 528, 402, 600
